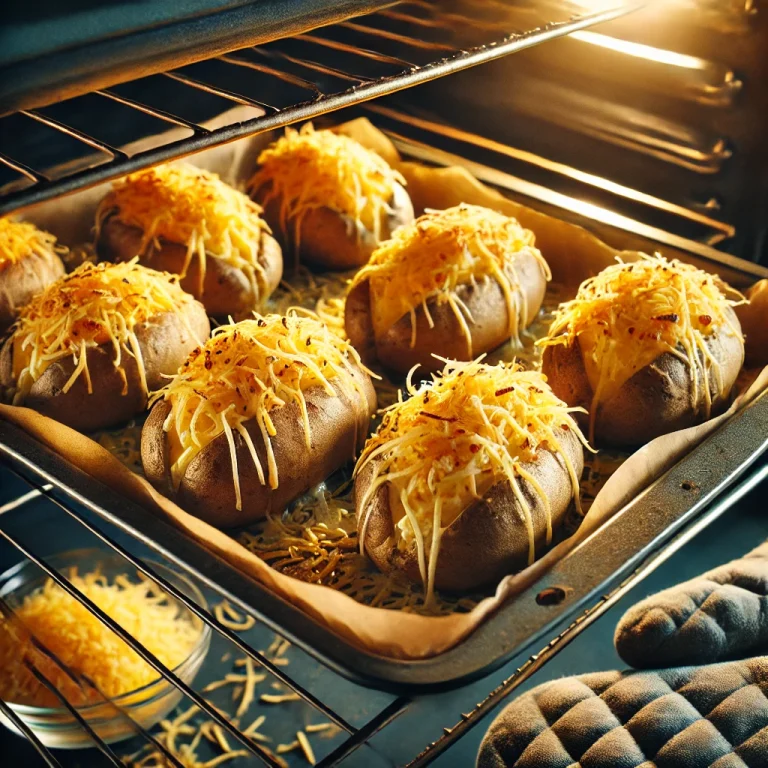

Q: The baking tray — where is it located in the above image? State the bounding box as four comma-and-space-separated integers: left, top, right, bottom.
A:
1, 138, 768, 693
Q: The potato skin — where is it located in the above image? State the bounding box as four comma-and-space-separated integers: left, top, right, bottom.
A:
0, 250, 65, 335
356, 427, 583, 592
254, 180, 413, 270
142, 364, 377, 528
96, 216, 283, 319
0, 304, 209, 432
735, 280, 768, 367
345, 249, 547, 375
541, 307, 744, 447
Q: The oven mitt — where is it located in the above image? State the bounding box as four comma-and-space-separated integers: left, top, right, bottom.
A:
615, 540, 768, 669
477, 656, 768, 768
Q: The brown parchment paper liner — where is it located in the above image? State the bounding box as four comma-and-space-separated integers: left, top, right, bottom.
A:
3, 117, 768, 660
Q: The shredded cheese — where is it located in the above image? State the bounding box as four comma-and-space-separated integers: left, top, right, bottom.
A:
248, 123, 405, 256
349, 204, 551, 353
152, 313, 372, 510
538, 253, 745, 442
356, 358, 588, 603
96, 164, 272, 302
8, 259, 201, 406
0, 216, 60, 270
0, 569, 201, 707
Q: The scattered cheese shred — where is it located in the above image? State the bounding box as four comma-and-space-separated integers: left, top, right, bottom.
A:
96, 163, 272, 301
249, 123, 405, 256
0, 216, 60, 269
538, 253, 745, 442
8, 258, 201, 405
152, 312, 372, 510
213, 601, 256, 632
349, 204, 551, 351
297, 729, 316, 765
0, 569, 201, 707
356, 358, 589, 603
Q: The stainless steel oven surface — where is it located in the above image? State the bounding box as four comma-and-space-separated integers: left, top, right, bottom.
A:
1, 1, 767, 765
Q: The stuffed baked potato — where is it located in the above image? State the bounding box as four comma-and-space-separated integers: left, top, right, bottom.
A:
142, 312, 377, 527
249, 124, 413, 270
0, 217, 65, 335
540, 254, 745, 447
345, 204, 550, 375
355, 359, 586, 598
96, 164, 282, 318
735, 279, 768, 367
0, 260, 209, 431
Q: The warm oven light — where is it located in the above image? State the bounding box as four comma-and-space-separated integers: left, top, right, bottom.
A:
570, 30, 707, 71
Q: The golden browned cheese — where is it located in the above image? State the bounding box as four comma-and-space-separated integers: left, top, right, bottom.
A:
142, 313, 377, 527
355, 359, 587, 599
345, 204, 550, 373
96, 163, 282, 316
539, 254, 745, 446
0, 259, 209, 431
0, 217, 66, 334
249, 123, 413, 269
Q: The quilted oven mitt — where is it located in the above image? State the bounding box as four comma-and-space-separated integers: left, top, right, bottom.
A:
478, 542, 768, 767
477, 656, 768, 768
615, 540, 768, 669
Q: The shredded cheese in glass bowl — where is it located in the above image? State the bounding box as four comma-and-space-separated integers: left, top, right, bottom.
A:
356, 358, 589, 602
8, 259, 201, 405
538, 253, 745, 441
152, 312, 373, 511
349, 204, 551, 349
248, 123, 406, 249
96, 163, 272, 299
0, 217, 60, 269
0, 549, 209, 748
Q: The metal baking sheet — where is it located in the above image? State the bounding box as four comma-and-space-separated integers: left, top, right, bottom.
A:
1, 137, 767, 692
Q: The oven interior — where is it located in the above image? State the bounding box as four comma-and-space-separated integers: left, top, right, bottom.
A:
1, 1, 767, 765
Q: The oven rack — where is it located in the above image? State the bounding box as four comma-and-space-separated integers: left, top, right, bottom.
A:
0, 1, 640, 217
2, 453, 768, 767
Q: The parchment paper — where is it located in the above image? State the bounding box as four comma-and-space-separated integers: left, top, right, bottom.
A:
3, 117, 767, 660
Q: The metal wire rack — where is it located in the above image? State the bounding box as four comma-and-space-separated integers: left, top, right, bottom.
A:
0, 0, 640, 216
2, 456, 767, 767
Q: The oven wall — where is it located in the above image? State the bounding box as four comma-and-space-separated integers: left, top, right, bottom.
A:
384, 1, 768, 265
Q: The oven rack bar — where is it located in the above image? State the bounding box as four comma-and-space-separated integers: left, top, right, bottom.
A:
0, 1, 640, 216
0, 477, 412, 767
3, 459, 766, 766
23, 485, 357, 736
405, 460, 768, 767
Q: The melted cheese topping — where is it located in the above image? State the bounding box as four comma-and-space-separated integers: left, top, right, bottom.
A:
0, 569, 200, 707
9, 259, 201, 405
350, 204, 551, 352
96, 164, 272, 301
153, 313, 372, 510
356, 358, 587, 602
248, 123, 405, 253
0, 216, 59, 270
538, 253, 744, 442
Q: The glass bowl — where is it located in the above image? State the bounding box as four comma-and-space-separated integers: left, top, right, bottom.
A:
0, 548, 211, 748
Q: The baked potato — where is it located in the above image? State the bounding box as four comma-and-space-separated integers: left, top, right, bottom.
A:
355, 359, 586, 598
141, 312, 377, 528
0, 217, 66, 335
0, 260, 209, 432
540, 254, 745, 447
345, 204, 550, 375
249, 123, 414, 270
96, 164, 282, 318
735, 279, 768, 367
